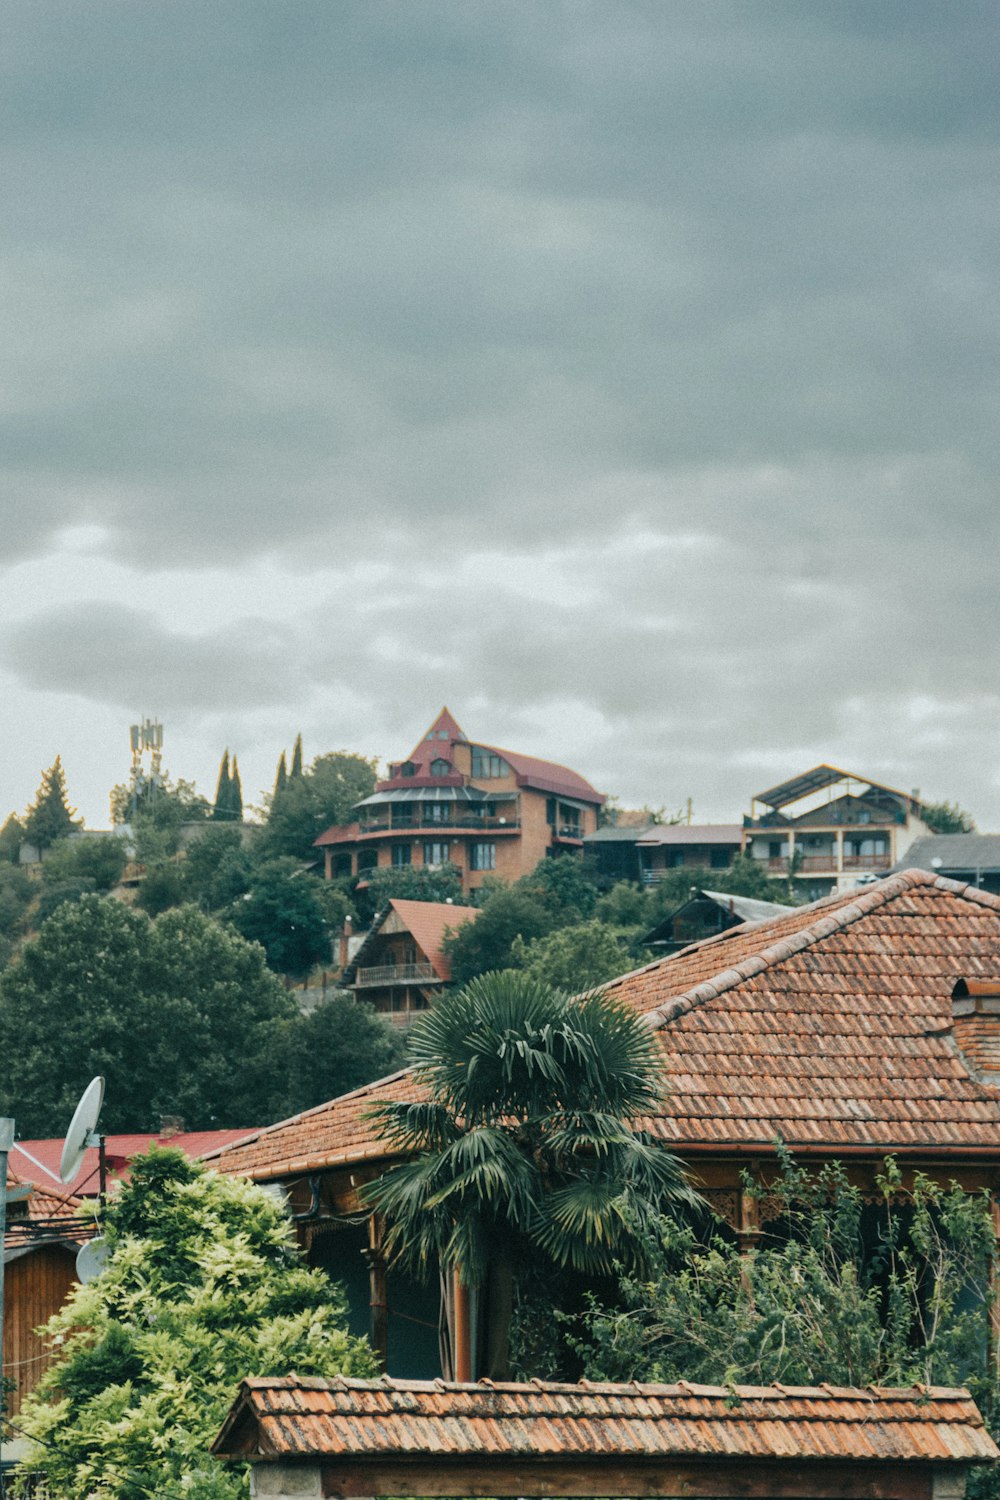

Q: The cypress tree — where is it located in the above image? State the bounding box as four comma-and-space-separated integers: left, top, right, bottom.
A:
290, 734, 304, 779
213, 752, 232, 822
273, 751, 288, 801
229, 756, 244, 823
24, 757, 78, 852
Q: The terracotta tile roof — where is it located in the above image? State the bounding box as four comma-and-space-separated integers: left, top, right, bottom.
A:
314, 820, 361, 848
213, 1375, 998, 1466
202, 1070, 423, 1180
210, 871, 1000, 1181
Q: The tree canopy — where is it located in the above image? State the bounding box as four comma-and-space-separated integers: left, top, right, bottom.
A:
0, 896, 295, 1134
15, 1147, 376, 1499
921, 799, 977, 835
261, 750, 377, 861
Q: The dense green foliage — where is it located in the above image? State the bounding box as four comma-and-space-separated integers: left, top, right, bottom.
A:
40, 835, 128, 893
228, 856, 336, 976
109, 771, 210, 834
281, 994, 406, 1113
0, 897, 294, 1134
15, 1148, 376, 1499
510, 919, 634, 990
443, 884, 558, 985
0, 895, 403, 1133
261, 749, 376, 861
24, 757, 79, 851
0, 814, 26, 864
921, 799, 977, 835
365, 973, 694, 1377
570, 1153, 996, 1394
360, 860, 464, 916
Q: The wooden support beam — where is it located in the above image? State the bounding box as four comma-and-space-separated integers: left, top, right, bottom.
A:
317, 1457, 940, 1499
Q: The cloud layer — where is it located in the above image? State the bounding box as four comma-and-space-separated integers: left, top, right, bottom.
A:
1, 2, 998, 827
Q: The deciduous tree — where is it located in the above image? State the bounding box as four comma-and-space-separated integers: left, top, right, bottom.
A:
15, 1147, 376, 1499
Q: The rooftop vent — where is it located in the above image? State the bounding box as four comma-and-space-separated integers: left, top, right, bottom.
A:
951, 979, 1000, 1085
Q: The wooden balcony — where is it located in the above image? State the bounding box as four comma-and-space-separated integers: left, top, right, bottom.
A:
355, 962, 440, 988
843, 853, 890, 871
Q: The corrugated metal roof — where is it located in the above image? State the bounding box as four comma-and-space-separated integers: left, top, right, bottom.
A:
896, 834, 1000, 875
636, 825, 743, 847
212, 1376, 999, 1466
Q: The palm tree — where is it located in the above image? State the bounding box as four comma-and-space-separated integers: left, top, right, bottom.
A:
363, 970, 697, 1379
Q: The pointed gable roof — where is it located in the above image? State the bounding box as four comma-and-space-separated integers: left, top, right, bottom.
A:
345, 898, 479, 983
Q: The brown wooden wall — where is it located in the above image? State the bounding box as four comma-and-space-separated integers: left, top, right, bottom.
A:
4, 1245, 77, 1415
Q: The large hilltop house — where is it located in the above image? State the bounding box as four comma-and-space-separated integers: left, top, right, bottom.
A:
743, 763, 933, 899
315, 709, 605, 896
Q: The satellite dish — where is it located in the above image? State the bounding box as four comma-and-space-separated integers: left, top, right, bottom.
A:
60, 1076, 105, 1186
75, 1236, 109, 1285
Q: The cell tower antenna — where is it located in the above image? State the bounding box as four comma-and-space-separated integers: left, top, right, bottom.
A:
128, 717, 164, 817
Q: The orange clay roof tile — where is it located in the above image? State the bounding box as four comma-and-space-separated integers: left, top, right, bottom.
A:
212, 1376, 999, 1466
206, 870, 1000, 1180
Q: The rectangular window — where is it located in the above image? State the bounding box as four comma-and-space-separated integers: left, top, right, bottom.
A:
423, 842, 450, 867
470, 842, 496, 871
391, 844, 411, 867
471, 748, 508, 779
427, 803, 451, 823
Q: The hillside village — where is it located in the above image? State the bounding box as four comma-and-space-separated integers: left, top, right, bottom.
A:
2, 712, 1000, 1494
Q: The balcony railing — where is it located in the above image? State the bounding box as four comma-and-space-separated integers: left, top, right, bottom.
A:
843, 853, 890, 870
358, 815, 521, 835
355, 962, 439, 988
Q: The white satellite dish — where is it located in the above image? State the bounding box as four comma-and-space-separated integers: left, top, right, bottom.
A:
75, 1236, 109, 1285
59, 1076, 105, 1186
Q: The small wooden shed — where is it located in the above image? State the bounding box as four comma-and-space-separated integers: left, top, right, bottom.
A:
212, 1375, 998, 1500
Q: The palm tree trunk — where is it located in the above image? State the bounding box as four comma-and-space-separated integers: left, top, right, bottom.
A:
485, 1253, 514, 1380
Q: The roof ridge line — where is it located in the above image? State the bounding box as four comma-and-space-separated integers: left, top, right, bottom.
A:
640, 868, 945, 1031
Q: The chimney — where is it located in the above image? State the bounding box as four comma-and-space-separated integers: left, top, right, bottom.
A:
950, 979, 1000, 1085
339, 915, 353, 972
159, 1115, 185, 1138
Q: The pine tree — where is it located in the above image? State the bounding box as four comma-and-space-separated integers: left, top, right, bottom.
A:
24, 757, 78, 852
290, 733, 304, 779
213, 751, 232, 822
273, 751, 288, 801
229, 755, 244, 823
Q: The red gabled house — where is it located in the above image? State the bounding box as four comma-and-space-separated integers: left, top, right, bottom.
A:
315, 709, 605, 896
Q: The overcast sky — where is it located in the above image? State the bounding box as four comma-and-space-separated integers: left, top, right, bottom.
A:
2, 2, 998, 830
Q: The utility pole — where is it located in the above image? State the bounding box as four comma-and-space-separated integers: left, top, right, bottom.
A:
0, 1116, 15, 1473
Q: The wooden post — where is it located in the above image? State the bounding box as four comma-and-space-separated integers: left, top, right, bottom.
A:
453, 1271, 473, 1383
364, 1217, 389, 1370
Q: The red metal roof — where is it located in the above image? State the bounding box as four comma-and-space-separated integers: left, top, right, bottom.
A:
209, 871, 1000, 1180
13, 1129, 257, 1198
213, 1375, 998, 1466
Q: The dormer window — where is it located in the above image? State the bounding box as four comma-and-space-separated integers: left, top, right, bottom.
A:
399, 761, 416, 778
472, 748, 508, 779
431, 758, 450, 777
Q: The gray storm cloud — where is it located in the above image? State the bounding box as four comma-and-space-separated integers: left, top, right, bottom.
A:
0, 2, 998, 826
